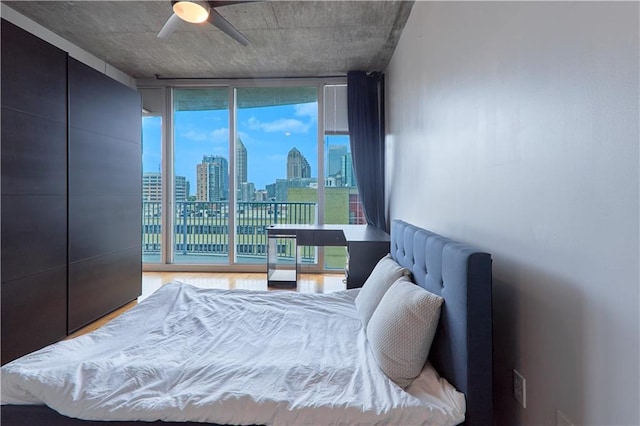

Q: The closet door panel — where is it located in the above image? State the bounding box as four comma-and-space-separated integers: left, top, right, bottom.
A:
68, 195, 141, 263
1, 267, 67, 365
68, 129, 141, 197
1, 20, 67, 121
0, 19, 68, 364
68, 248, 142, 332
1, 108, 67, 196
68, 59, 141, 141
1, 195, 67, 283
67, 58, 141, 332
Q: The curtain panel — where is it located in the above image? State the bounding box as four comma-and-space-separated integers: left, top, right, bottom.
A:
347, 71, 386, 230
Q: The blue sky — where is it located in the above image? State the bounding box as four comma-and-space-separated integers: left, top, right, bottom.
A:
142, 101, 350, 194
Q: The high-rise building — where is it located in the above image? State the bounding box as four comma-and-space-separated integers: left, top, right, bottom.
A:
236, 138, 247, 184
236, 138, 254, 201
287, 147, 311, 179
196, 155, 229, 201
341, 152, 355, 187
327, 144, 347, 177
196, 164, 207, 201
142, 172, 162, 202
239, 182, 256, 202
266, 182, 276, 200
143, 172, 188, 202
175, 176, 188, 201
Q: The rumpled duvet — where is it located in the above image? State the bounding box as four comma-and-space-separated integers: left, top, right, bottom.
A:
1, 282, 465, 425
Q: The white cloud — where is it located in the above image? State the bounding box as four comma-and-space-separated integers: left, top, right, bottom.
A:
211, 127, 229, 143
294, 102, 318, 119
246, 117, 260, 130
247, 116, 310, 133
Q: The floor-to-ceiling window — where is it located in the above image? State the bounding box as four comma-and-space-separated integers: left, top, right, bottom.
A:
235, 86, 319, 265
173, 88, 230, 264
142, 115, 163, 263
140, 79, 348, 270
323, 84, 364, 270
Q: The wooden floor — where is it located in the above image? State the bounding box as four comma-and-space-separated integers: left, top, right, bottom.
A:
66, 272, 345, 340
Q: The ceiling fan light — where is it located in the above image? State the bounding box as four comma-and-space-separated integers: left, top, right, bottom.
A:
173, 1, 210, 24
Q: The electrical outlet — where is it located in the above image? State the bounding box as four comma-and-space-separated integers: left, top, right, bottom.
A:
513, 369, 526, 408
556, 410, 574, 426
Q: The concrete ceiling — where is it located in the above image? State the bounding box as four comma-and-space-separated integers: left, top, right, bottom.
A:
4, 1, 414, 80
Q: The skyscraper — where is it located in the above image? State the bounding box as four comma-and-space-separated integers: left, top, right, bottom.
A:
236, 138, 247, 185
327, 144, 347, 177
287, 147, 311, 179
341, 152, 355, 187
196, 155, 229, 201
236, 138, 251, 201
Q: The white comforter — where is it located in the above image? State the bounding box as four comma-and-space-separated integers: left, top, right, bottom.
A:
1, 282, 465, 425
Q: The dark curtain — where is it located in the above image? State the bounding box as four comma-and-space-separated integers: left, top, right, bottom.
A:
347, 71, 386, 230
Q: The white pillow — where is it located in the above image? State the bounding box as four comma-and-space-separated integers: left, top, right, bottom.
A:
366, 278, 444, 388
354, 254, 410, 327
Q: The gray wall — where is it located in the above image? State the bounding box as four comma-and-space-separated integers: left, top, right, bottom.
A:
385, 2, 639, 425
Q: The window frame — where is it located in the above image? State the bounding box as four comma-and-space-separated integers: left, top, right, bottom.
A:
139, 77, 347, 272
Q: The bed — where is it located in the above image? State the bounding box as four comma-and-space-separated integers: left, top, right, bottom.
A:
1, 219, 493, 425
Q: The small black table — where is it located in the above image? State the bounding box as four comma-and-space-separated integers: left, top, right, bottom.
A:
267, 224, 390, 289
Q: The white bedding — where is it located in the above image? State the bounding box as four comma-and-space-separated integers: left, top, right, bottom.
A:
1, 282, 465, 425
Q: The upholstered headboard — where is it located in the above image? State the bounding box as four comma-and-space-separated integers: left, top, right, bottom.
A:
390, 220, 493, 426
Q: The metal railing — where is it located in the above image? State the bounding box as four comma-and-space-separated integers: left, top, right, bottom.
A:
142, 201, 317, 262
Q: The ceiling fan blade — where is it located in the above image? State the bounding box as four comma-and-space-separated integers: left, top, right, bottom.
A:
207, 8, 250, 46
157, 13, 182, 39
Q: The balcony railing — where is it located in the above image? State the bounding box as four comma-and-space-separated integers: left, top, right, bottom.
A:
142, 201, 317, 263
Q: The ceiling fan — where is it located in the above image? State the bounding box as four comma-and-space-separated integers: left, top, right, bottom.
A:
157, 1, 255, 46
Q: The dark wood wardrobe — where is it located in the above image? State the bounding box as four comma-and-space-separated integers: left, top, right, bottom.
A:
1, 20, 142, 364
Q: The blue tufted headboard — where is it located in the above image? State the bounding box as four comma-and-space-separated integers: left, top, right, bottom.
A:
390, 220, 493, 426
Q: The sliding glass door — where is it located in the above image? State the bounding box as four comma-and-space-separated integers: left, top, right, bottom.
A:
173, 88, 230, 264
234, 87, 319, 265
140, 79, 349, 269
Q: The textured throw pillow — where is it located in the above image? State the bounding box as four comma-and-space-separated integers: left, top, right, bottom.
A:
366, 278, 444, 388
354, 254, 410, 327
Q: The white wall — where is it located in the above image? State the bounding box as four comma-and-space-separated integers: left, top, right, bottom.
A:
386, 2, 639, 425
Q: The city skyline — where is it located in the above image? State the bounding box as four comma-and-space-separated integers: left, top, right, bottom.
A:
142, 102, 351, 195
143, 142, 354, 202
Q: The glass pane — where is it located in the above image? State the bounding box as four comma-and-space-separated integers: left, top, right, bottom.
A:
235, 86, 318, 265
142, 115, 162, 263
323, 134, 365, 269
173, 88, 230, 264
